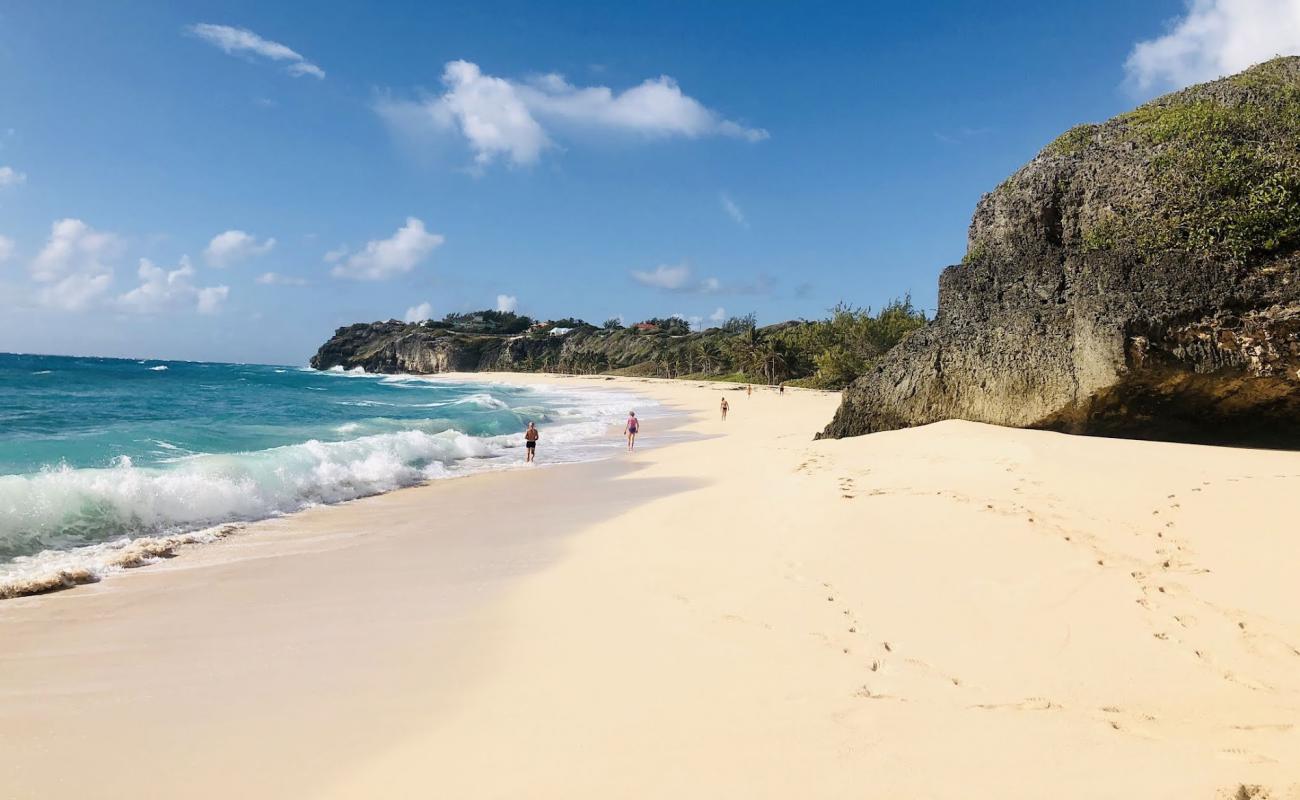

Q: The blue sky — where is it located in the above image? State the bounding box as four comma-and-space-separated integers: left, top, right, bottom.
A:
1, 0, 1296, 364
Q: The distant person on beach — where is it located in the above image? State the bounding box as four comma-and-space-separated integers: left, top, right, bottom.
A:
720, 397, 729, 421
625, 411, 639, 451
524, 421, 539, 463
747, 384, 752, 398
779, 384, 785, 395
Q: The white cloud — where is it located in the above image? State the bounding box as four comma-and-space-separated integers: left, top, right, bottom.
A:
117, 256, 229, 315
631, 263, 692, 290
405, 301, 433, 322
197, 285, 230, 314
671, 312, 705, 331
255, 271, 309, 286
720, 192, 748, 228
496, 293, 518, 312
29, 219, 122, 310
0, 235, 13, 262
1125, 0, 1300, 92
188, 23, 325, 79
630, 262, 728, 294
376, 59, 767, 167
329, 217, 444, 280
39, 273, 114, 312
204, 229, 275, 267
0, 166, 25, 188
430, 60, 548, 167
709, 306, 727, 324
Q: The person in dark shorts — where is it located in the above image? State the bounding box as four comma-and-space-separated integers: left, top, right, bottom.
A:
625, 411, 639, 451
524, 421, 540, 463
720, 396, 729, 421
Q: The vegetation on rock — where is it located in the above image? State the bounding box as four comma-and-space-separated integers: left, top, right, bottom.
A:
824, 56, 1300, 446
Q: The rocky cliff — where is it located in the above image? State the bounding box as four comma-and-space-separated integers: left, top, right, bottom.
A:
821, 57, 1300, 446
310, 320, 792, 377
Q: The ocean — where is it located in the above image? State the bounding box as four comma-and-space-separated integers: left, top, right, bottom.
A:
0, 352, 650, 597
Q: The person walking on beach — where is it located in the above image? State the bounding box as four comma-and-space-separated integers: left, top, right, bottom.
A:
524, 421, 540, 463
720, 397, 729, 421
625, 411, 639, 451
746, 384, 752, 398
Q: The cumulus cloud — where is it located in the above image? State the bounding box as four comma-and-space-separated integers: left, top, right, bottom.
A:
631, 263, 692, 290
405, 301, 433, 322
1125, 0, 1300, 92
197, 285, 230, 314
630, 262, 739, 295
720, 192, 748, 228
117, 256, 229, 315
709, 306, 727, 324
329, 217, 444, 280
0, 235, 13, 263
204, 229, 275, 267
29, 219, 122, 311
375, 59, 767, 167
0, 166, 25, 188
187, 23, 325, 79
255, 271, 309, 286
496, 293, 518, 312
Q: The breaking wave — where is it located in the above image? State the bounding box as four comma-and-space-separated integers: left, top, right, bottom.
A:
0, 378, 657, 599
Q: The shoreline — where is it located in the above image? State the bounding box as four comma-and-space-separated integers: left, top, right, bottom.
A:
0, 372, 672, 600
2, 375, 1299, 798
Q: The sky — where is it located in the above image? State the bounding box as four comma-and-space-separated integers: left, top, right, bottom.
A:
1, 0, 1298, 365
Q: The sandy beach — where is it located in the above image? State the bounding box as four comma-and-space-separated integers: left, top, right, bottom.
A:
2, 374, 1298, 799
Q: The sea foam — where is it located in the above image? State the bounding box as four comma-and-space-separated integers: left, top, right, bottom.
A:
0, 376, 656, 598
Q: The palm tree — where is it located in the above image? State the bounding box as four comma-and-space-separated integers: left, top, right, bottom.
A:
752, 339, 789, 385
691, 341, 718, 375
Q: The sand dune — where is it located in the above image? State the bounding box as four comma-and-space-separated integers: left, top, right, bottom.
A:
1, 375, 1297, 799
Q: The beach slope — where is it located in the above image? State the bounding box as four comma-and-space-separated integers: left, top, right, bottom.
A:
2, 376, 1298, 799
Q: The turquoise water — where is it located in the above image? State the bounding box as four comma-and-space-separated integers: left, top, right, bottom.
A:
0, 352, 646, 594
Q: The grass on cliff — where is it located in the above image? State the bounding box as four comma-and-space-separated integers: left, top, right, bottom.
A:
1070, 57, 1300, 265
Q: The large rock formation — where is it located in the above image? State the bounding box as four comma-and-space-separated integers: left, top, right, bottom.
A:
822, 57, 1300, 446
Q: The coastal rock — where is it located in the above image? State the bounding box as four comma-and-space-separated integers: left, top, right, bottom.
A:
821, 57, 1300, 446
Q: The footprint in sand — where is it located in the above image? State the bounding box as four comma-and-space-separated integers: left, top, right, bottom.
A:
854, 685, 898, 701
1222, 671, 1276, 693
973, 697, 1056, 712
1223, 785, 1271, 800
1218, 748, 1278, 765
1230, 722, 1295, 732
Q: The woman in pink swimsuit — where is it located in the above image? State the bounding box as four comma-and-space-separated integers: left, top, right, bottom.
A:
624, 411, 640, 451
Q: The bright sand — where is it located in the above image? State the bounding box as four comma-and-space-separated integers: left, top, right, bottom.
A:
2, 374, 1298, 799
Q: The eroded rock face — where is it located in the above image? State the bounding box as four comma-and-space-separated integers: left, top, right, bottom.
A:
822, 58, 1300, 446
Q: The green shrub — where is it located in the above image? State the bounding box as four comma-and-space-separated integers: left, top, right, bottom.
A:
1046, 123, 1099, 157
1111, 61, 1300, 263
